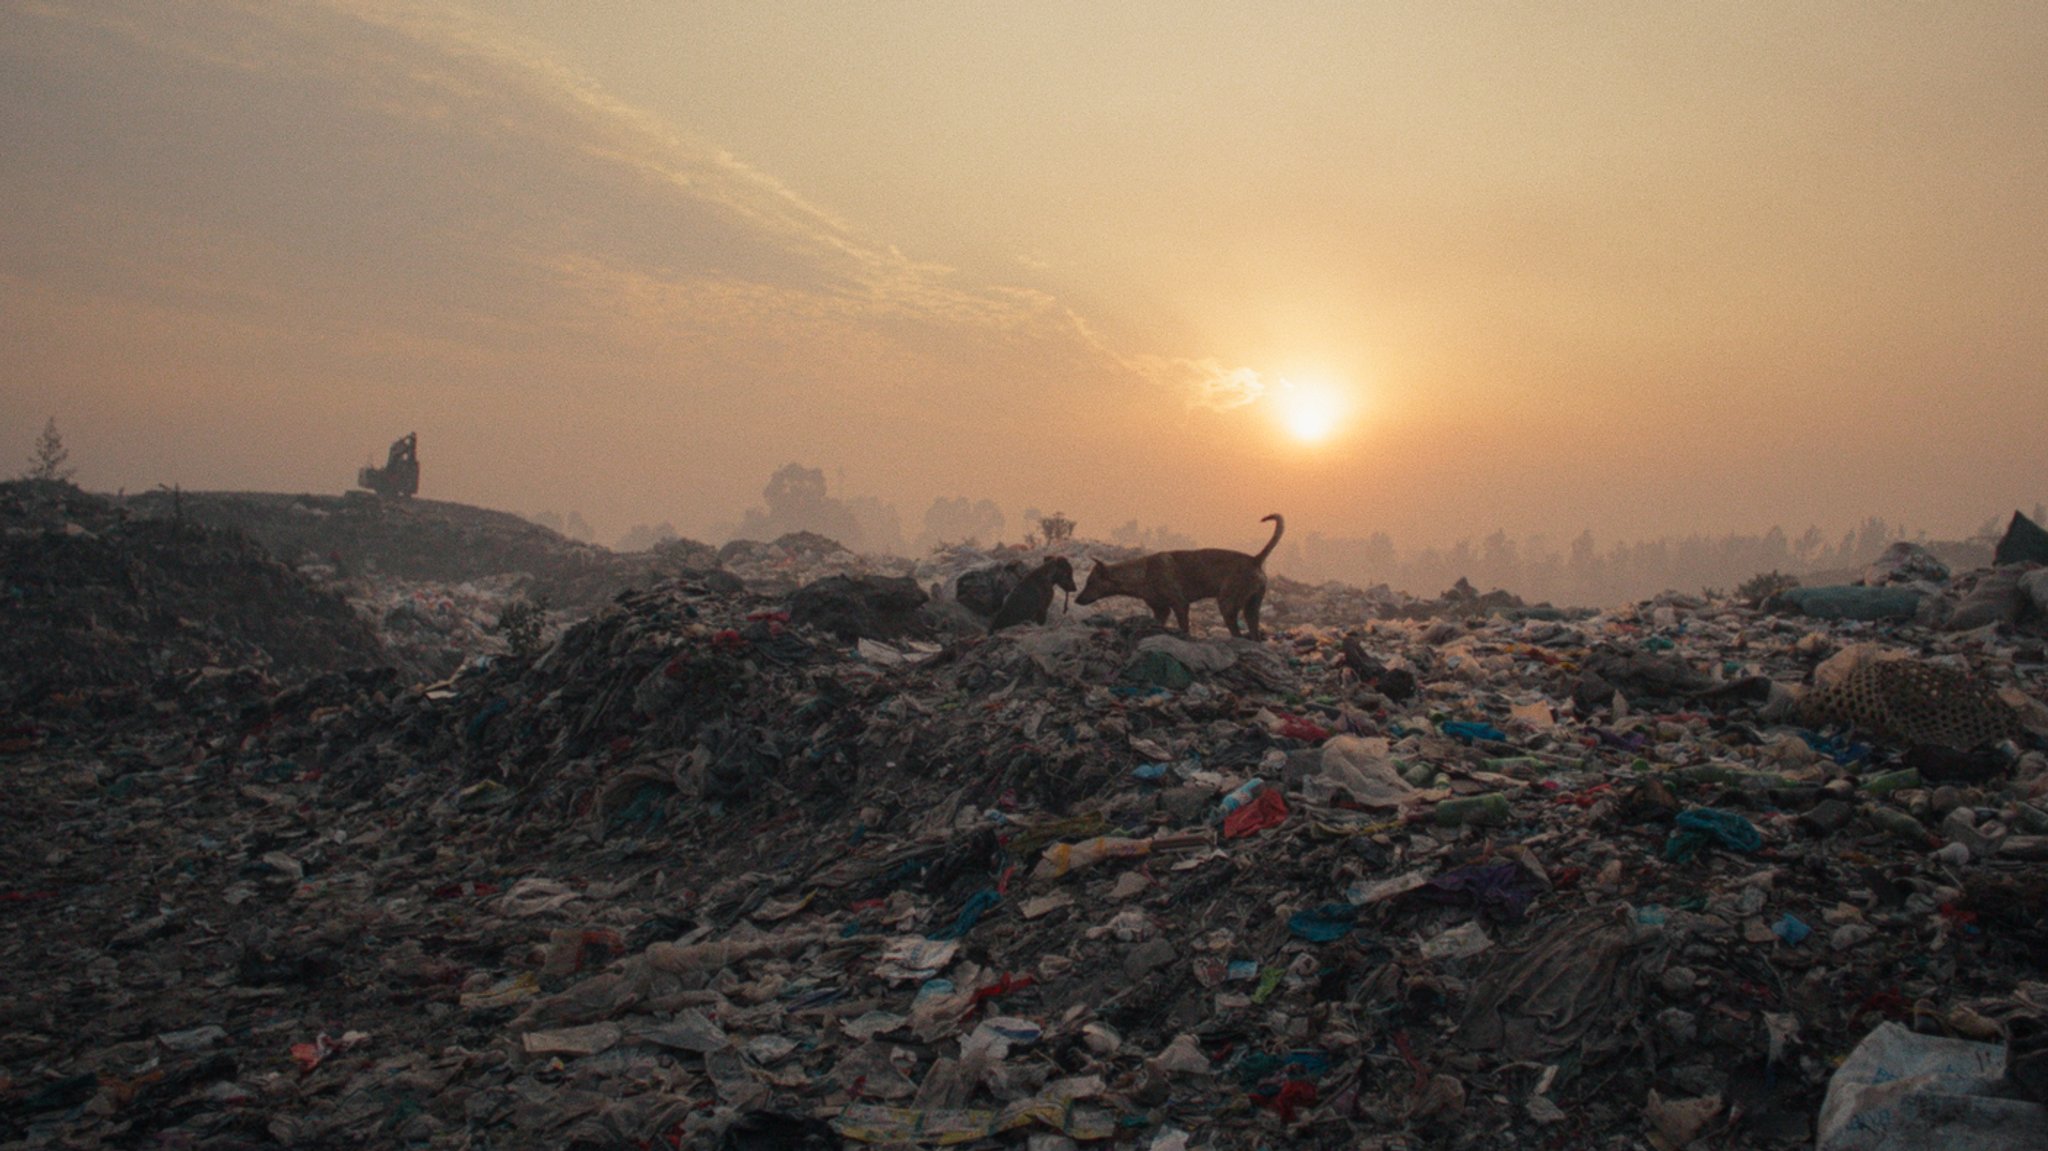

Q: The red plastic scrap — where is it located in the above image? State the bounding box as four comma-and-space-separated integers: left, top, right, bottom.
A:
710, 629, 747, 652
1223, 787, 1290, 839
1554, 783, 1613, 809
1393, 1030, 1430, 1094
960, 972, 1036, 1018
1855, 987, 1911, 1021
1272, 711, 1331, 743
288, 1031, 366, 1073
745, 610, 790, 624
574, 929, 626, 971
1255, 1079, 1319, 1123
430, 880, 500, 900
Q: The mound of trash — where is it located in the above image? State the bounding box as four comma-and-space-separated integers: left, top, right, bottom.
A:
122, 490, 652, 611
0, 480, 386, 719
6, 532, 2048, 1149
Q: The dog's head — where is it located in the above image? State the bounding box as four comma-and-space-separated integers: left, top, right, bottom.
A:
1073, 557, 1134, 605
1043, 556, 1077, 593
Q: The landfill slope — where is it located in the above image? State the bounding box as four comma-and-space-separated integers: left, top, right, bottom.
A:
0, 480, 387, 713
3, 542, 2047, 1149
120, 489, 655, 612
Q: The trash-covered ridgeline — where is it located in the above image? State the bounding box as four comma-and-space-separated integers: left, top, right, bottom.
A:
4, 503, 2048, 1150
0, 481, 387, 720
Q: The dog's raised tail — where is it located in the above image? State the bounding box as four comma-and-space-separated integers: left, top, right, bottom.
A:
1254, 513, 1285, 564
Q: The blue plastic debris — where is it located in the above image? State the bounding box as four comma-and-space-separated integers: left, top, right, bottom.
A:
1665, 807, 1764, 861
1440, 720, 1508, 744
1286, 903, 1359, 942
927, 888, 1000, 941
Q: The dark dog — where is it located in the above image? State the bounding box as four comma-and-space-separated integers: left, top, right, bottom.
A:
954, 560, 1026, 619
1074, 514, 1283, 640
989, 556, 1077, 631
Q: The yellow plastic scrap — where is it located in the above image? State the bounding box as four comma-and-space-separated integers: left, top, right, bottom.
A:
1030, 836, 1153, 882
458, 972, 539, 1010
1007, 813, 1111, 858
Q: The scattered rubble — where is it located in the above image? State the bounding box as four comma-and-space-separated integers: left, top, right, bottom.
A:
3, 491, 2047, 1149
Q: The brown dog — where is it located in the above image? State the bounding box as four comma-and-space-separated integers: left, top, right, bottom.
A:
989, 556, 1077, 630
1074, 515, 1283, 640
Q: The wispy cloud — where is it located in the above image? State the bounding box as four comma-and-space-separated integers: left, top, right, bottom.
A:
3, 0, 1117, 360
1125, 355, 1269, 411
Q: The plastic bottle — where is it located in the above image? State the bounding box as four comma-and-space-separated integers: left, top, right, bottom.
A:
1866, 806, 1933, 845
1433, 792, 1513, 827
1859, 768, 1921, 795
1217, 778, 1265, 818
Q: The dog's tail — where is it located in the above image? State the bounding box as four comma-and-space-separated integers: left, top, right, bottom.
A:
1254, 513, 1285, 564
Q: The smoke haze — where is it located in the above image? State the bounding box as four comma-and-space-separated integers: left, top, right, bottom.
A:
6, 1, 2046, 597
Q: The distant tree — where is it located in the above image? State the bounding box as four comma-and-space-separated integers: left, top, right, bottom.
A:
764, 463, 830, 518
564, 511, 595, 542
921, 496, 1005, 549
25, 417, 74, 481
1109, 520, 1196, 551
1038, 511, 1076, 544
738, 462, 859, 545
845, 495, 907, 555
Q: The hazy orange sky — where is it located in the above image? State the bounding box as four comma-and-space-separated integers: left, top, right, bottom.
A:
5, 1, 2045, 554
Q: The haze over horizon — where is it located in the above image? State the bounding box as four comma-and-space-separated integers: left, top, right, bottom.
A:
5, 1, 2045, 564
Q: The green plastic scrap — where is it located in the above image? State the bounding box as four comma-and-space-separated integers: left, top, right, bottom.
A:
1253, 966, 1286, 1004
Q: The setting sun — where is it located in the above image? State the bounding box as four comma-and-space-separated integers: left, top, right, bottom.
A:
1274, 377, 1349, 443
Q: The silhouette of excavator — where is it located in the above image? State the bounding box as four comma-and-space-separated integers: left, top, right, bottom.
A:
356, 432, 419, 497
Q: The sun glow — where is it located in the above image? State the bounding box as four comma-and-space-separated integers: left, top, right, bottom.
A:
1274, 377, 1349, 443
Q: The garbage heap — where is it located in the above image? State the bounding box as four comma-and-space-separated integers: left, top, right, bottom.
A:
0, 480, 386, 722
4, 560, 2048, 1150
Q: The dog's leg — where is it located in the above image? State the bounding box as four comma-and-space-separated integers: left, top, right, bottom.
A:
1246, 590, 1265, 641
1219, 593, 1242, 637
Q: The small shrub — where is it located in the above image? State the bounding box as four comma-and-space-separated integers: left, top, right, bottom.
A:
25, 417, 74, 482
1737, 570, 1800, 607
496, 594, 551, 659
